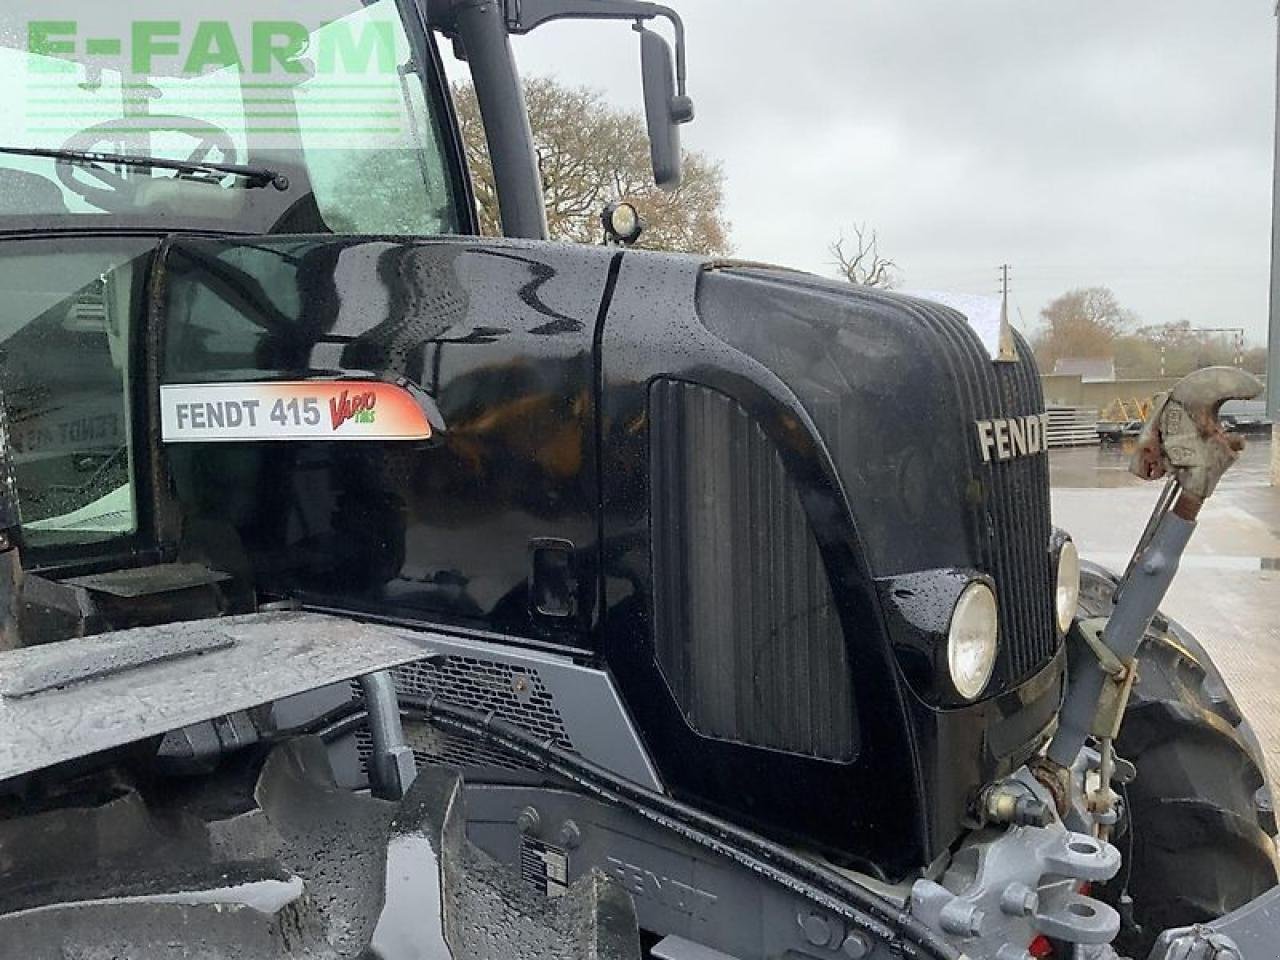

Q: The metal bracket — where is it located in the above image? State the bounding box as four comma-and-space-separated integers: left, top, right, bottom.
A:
1072, 618, 1138, 742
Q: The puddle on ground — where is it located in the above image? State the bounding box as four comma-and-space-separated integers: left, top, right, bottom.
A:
1050, 434, 1273, 490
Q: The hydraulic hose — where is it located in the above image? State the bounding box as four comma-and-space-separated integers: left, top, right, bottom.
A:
411, 698, 963, 960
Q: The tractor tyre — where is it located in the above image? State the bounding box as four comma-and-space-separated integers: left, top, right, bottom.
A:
1077, 561, 1278, 957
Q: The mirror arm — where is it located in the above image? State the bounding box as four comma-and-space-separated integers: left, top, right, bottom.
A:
502, 0, 689, 99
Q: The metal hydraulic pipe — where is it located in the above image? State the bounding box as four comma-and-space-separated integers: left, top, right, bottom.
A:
1047, 508, 1196, 767
359, 670, 418, 800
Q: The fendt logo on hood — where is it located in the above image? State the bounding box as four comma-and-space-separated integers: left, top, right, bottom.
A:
975, 413, 1051, 463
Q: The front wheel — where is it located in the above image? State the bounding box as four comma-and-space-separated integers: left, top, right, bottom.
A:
1078, 563, 1278, 957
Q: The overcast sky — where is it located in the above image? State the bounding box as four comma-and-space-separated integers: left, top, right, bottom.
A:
456, 1, 1278, 343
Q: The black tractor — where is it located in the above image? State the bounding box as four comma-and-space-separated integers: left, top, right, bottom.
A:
0, 2, 1274, 959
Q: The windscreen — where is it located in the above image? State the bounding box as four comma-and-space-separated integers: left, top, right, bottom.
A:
0, 0, 465, 235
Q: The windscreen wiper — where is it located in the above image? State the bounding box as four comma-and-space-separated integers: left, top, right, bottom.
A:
0, 146, 290, 191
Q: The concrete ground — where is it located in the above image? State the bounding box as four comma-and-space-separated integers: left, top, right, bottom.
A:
1051, 434, 1280, 779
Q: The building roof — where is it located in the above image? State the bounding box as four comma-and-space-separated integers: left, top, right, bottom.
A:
1052, 357, 1116, 382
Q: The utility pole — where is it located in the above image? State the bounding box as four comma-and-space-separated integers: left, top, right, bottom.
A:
995, 264, 1018, 362
1270, 3, 1280, 483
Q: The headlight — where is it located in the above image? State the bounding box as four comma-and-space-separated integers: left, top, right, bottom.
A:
1055, 537, 1081, 634
947, 581, 998, 700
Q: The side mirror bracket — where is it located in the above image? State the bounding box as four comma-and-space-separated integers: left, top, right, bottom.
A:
501, 0, 694, 187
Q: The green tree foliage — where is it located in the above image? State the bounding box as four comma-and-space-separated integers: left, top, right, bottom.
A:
453, 76, 732, 254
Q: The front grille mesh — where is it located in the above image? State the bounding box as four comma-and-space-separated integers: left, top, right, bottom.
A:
354, 656, 573, 775
357, 720, 529, 773
391, 656, 573, 748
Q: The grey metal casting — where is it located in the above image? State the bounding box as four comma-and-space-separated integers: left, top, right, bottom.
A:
462, 781, 901, 960
909, 819, 1121, 958
0, 611, 439, 782
385, 630, 664, 791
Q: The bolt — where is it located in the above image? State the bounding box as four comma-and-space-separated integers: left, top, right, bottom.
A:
558, 819, 582, 849
516, 806, 541, 836
938, 900, 985, 938
1000, 882, 1038, 918
798, 912, 831, 947
842, 932, 871, 958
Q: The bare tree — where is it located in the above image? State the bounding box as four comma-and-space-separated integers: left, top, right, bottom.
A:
830, 224, 897, 288
1033, 286, 1135, 370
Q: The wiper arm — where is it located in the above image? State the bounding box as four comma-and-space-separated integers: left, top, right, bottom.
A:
0, 146, 290, 191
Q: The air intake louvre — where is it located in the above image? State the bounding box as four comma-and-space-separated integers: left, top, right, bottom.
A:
354, 656, 573, 775
649, 379, 857, 761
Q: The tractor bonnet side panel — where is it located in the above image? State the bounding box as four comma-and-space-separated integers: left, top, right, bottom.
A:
153, 235, 615, 647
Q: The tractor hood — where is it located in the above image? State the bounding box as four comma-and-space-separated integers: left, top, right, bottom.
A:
695, 267, 1060, 695
697, 267, 1051, 580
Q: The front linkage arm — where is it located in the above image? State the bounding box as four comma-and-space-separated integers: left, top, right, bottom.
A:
1043, 366, 1264, 793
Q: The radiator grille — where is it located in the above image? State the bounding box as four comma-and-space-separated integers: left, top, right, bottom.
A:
906, 305, 1056, 682
649, 379, 857, 761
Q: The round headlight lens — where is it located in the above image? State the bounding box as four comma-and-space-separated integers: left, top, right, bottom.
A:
1055, 538, 1081, 634
947, 581, 998, 701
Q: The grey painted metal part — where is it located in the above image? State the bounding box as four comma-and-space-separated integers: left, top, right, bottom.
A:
1149, 885, 1280, 960
909, 817, 1121, 959
463, 781, 900, 960
0, 737, 642, 959
360, 670, 419, 800
1047, 510, 1195, 766
387, 630, 663, 791
651, 936, 742, 960
438, 0, 549, 239
0, 611, 439, 782
62, 562, 230, 598
1, 627, 235, 698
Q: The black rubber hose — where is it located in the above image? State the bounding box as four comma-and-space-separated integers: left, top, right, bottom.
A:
411, 698, 962, 960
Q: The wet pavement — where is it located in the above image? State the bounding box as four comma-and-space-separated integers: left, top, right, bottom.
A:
1051, 435, 1280, 778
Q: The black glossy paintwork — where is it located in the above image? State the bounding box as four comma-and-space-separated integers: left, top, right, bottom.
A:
2, 226, 1065, 879
154, 235, 617, 647
596, 253, 1063, 874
